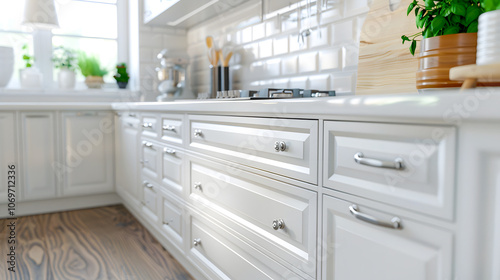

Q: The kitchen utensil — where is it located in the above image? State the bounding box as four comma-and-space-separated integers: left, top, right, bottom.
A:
223, 51, 233, 67
206, 36, 214, 49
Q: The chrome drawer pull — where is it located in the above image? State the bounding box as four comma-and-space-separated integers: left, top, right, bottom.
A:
128, 113, 137, 117
142, 141, 153, 148
349, 204, 402, 229
272, 219, 285, 230
193, 238, 201, 246
163, 125, 176, 131
193, 129, 203, 137
143, 181, 154, 189
140, 159, 149, 164
194, 183, 202, 190
142, 122, 153, 128
274, 141, 287, 152
354, 152, 404, 170
164, 148, 176, 155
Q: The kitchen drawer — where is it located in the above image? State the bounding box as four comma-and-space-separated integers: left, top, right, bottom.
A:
160, 114, 183, 146
161, 144, 184, 197
142, 179, 159, 223
141, 114, 158, 138
160, 191, 184, 252
324, 121, 456, 220
140, 139, 160, 180
322, 194, 453, 280
189, 115, 318, 184
189, 215, 305, 280
189, 159, 317, 276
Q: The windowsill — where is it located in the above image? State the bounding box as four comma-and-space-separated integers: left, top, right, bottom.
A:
0, 88, 140, 102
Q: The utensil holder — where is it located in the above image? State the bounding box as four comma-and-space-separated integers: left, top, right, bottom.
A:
209, 65, 218, 98
217, 66, 222, 92
222, 66, 229, 91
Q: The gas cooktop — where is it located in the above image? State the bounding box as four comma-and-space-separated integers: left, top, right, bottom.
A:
199, 88, 336, 100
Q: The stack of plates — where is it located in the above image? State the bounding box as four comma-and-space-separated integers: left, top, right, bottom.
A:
0, 46, 14, 87
477, 10, 500, 65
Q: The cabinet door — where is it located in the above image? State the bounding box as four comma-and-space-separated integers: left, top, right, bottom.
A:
21, 112, 57, 201
322, 194, 453, 280
0, 113, 16, 204
61, 112, 114, 196
115, 113, 140, 205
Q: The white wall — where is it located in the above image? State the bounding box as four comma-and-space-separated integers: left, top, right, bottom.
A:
133, 0, 371, 99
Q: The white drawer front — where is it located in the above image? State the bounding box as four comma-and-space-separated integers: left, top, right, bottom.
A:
324, 121, 456, 220
161, 114, 183, 145
322, 194, 453, 280
141, 115, 158, 138
189, 160, 316, 275
142, 180, 159, 223
161, 145, 184, 196
189, 216, 304, 280
189, 115, 318, 184
141, 140, 159, 179
161, 194, 184, 251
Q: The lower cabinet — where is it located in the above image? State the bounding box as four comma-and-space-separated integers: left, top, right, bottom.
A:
322, 194, 453, 280
160, 191, 185, 253
142, 178, 159, 223
0, 113, 16, 204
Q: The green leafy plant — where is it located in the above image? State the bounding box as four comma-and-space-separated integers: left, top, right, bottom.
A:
77, 52, 108, 77
52, 46, 78, 71
113, 63, 130, 83
481, 0, 500, 11
22, 44, 34, 68
402, 0, 484, 55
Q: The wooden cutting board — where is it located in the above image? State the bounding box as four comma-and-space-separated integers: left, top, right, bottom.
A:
356, 0, 420, 95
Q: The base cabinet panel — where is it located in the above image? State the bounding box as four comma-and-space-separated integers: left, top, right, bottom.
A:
115, 113, 140, 205
322, 194, 453, 280
0, 113, 16, 204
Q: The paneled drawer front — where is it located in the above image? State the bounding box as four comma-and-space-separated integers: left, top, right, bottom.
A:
324, 121, 456, 220
189, 115, 318, 184
160, 114, 183, 146
189, 159, 317, 275
141, 115, 158, 138
161, 144, 184, 197
142, 179, 159, 223
189, 216, 304, 280
161, 192, 184, 252
141, 140, 160, 180
322, 194, 453, 280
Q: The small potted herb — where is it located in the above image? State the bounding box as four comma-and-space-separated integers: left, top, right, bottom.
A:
78, 52, 108, 89
401, 0, 485, 90
53, 46, 78, 89
113, 63, 130, 89
19, 44, 42, 88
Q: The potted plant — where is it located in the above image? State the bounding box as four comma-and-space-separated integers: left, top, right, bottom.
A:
78, 52, 108, 89
477, 0, 500, 65
53, 46, 78, 89
113, 63, 129, 89
401, 0, 485, 90
19, 44, 42, 88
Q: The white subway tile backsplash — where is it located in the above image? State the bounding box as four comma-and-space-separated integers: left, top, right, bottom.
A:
299, 52, 318, 73
331, 72, 355, 94
342, 44, 359, 70
309, 74, 331, 90
281, 11, 299, 31
242, 26, 253, 43
259, 39, 273, 58
282, 56, 298, 76
273, 35, 289, 56
265, 59, 281, 77
331, 19, 355, 45
272, 78, 289, 89
290, 77, 308, 88
266, 19, 280, 37
289, 33, 308, 52
344, 0, 370, 17
253, 23, 266, 41
309, 27, 330, 48
319, 48, 342, 71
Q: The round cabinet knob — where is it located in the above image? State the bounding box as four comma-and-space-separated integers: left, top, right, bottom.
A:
272, 219, 285, 230
163, 125, 175, 131
274, 141, 287, 152
193, 238, 201, 246
194, 183, 202, 190
193, 129, 203, 137
142, 122, 152, 128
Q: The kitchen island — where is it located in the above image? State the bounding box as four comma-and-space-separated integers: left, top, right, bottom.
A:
1, 88, 499, 279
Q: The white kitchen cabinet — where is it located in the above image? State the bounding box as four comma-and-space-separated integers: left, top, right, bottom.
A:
115, 112, 140, 206
60, 111, 114, 196
160, 143, 184, 197
322, 194, 453, 280
0, 113, 16, 204
20, 112, 57, 201
142, 178, 160, 224
160, 190, 185, 253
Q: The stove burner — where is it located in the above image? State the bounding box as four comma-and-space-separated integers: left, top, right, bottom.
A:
207, 88, 336, 100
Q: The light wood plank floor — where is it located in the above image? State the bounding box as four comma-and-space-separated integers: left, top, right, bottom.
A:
0, 205, 193, 280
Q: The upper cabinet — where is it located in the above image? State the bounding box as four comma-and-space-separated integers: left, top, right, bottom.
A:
144, 0, 248, 27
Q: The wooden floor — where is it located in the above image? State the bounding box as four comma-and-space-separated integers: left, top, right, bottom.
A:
0, 205, 193, 280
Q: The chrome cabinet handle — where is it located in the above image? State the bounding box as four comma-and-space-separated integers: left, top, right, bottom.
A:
142, 122, 153, 128
164, 148, 176, 155
193, 238, 201, 246
193, 129, 203, 137
128, 113, 137, 117
194, 183, 202, 190
143, 181, 154, 189
140, 159, 149, 164
354, 152, 404, 170
142, 141, 153, 148
272, 219, 285, 230
274, 141, 287, 152
163, 125, 176, 131
349, 204, 402, 229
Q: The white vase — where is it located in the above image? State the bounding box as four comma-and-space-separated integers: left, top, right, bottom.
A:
477, 10, 500, 65
58, 68, 76, 89
0, 46, 14, 88
20, 67, 43, 89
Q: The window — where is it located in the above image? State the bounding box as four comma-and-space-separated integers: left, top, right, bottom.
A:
0, 0, 119, 89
